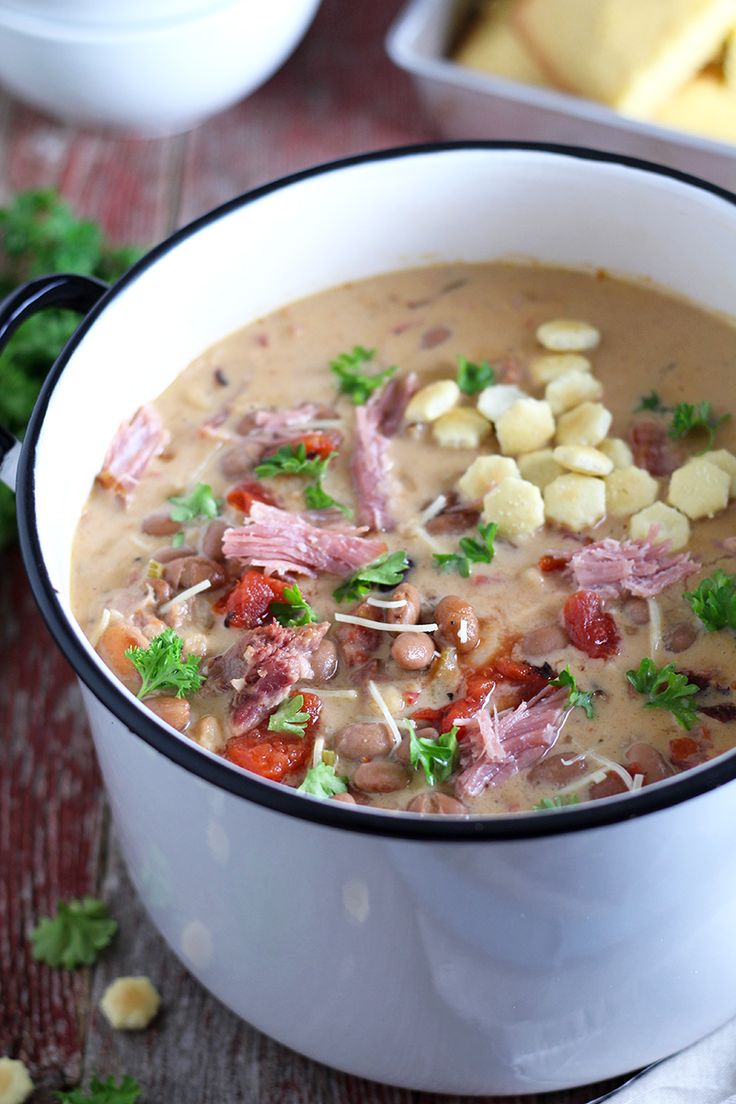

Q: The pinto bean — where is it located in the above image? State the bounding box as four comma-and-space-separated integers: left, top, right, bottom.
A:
201, 519, 228, 562
426, 507, 481, 535
141, 512, 180, 537
528, 752, 588, 787
520, 624, 569, 659
331, 793, 357, 804
219, 441, 260, 478
434, 595, 479, 654
664, 622, 698, 654
163, 555, 225, 591
386, 583, 422, 625
335, 723, 393, 761
96, 622, 148, 693
145, 695, 190, 731
311, 639, 338, 682
623, 598, 650, 625
589, 771, 628, 801
407, 792, 467, 815
391, 632, 435, 670
352, 760, 410, 793
147, 577, 171, 604
625, 742, 674, 784
154, 545, 196, 563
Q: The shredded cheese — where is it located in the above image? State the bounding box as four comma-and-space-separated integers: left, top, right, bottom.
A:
366, 680, 402, 747
230, 678, 245, 692
408, 525, 444, 554
159, 578, 212, 614
647, 597, 662, 658
631, 773, 645, 791
556, 751, 637, 797
334, 612, 438, 633
90, 607, 113, 648
312, 735, 325, 769
416, 493, 447, 527
366, 596, 408, 610
296, 687, 358, 699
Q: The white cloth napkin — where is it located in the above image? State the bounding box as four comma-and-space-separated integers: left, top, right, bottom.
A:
589, 1018, 736, 1103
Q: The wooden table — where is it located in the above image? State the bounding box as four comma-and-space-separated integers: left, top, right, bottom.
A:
0, 2, 629, 1099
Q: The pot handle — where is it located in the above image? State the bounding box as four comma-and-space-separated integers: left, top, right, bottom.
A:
0, 273, 109, 492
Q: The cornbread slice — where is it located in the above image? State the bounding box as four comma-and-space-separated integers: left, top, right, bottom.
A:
454, 0, 548, 85
655, 72, 736, 142
514, 0, 736, 116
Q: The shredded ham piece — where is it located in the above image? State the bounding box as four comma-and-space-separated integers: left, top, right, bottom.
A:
569, 536, 699, 599
350, 373, 417, 532
222, 501, 386, 577
205, 621, 329, 735
96, 404, 169, 498
455, 687, 569, 800
252, 402, 326, 431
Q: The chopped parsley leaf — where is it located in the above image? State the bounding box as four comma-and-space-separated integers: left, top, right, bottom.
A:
125, 628, 204, 700
635, 390, 667, 413
333, 550, 411, 603
626, 658, 700, 730
533, 794, 580, 811
457, 355, 495, 395
330, 345, 397, 404
31, 897, 117, 970
297, 761, 348, 799
550, 665, 595, 719
408, 721, 459, 785
168, 482, 222, 524
668, 400, 730, 451
254, 442, 327, 481
684, 569, 736, 633
433, 521, 498, 577
270, 584, 317, 627
268, 694, 309, 736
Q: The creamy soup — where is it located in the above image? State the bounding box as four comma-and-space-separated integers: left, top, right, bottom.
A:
71, 262, 736, 815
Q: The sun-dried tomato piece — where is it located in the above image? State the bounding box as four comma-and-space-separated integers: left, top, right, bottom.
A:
226, 479, 278, 514
563, 590, 620, 659
669, 727, 712, 770
539, 554, 569, 573
224, 729, 313, 781
223, 570, 286, 629
289, 431, 338, 460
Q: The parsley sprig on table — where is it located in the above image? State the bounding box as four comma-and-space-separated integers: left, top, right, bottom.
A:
270, 584, 317, 627
125, 628, 204, 700
408, 721, 459, 785
684, 570, 736, 632
268, 694, 309, 736
433, 521, 498, 578
330, 345, 397, 404
626, 658, 700, 730
550, 665, 596, 719
333, 550, 411, 603
0, 189, 143, 549
668, 400, 730, 451
297, 761, 348, 799
456, 355, 495, 395
30, 897, 117, 970
55, 1074, 141, 1104
533, 794, 580, 811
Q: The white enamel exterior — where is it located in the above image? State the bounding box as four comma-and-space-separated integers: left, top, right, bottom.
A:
27, 148, 736, 1093
0, 0, 321, 134
387, 0, 736, 193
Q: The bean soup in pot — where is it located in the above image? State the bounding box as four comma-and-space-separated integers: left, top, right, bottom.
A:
71, 262, 736, 815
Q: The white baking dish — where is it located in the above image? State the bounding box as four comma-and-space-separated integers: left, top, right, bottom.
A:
1, 144, 736, 1094
386, 0, 736, 191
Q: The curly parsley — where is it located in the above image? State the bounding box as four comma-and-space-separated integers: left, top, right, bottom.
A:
433, 521, 498, 578
125, 628, 204, 700
330, 345, 397, 404
31, 897, 117, 970
626, 658, 700, 730
297, 761, 348, 799
684, 570, 736, 633
668, 400, 730, 451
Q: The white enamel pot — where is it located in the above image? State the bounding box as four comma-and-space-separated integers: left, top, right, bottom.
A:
3, 145, 736, 1096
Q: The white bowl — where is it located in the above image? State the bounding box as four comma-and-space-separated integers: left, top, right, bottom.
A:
3, 145, 736, 1094
0, 0, 322, 134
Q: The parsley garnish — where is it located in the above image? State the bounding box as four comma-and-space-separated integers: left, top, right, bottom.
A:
255, 442, 327, 481
303, 465, 352, 517
550, 665, 595, 719
168, 482, 222, 523
298, 761, 348, 799
31, 897, 117, 970
626, 658, 700, 730
433, 521, 498, 578
684, 569, 736, 632
333, 550, 411, 603
55, 1074, 141, 1103
171, 531, 185, 549
668, 400, 730, 451
533, 794, 580, 811
408, 721, 459, 785
457, 355, 495, 395
125, 628, 204, 700
270, 584, 317, 627
635, 390, 667, 413
268, 694, 309, 736
330, 345, 397, 404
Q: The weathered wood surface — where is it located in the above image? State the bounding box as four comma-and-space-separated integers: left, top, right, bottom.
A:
0, 1, 627, 1099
